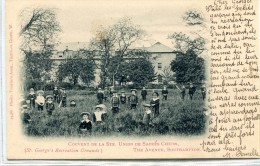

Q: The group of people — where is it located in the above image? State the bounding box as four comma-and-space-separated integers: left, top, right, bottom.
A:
26, 87, 72, 111
21, 83, 207, 135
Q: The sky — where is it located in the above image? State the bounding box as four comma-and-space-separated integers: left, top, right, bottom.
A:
49, 0, 206, 48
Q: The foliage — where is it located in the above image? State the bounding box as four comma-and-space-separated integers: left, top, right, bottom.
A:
57, 57, 95, 85
125, 58, 157, 87
171, 50, 205, 84
183, 10, 204, 26
23, 51, 53, 82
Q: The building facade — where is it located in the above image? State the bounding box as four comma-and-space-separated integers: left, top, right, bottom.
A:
50, 42, 177, 85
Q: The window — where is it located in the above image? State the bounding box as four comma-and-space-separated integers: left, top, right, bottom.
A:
158, 75, 162, 83
158, 63, 162, 70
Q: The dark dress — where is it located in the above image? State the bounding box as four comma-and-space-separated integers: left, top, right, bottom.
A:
129, 95, 138, 109
111, 96, 120, 114
189, 86, 196, 100
141, 90, 147, 100
53, 89, 59, 103
97, 92, 104, 104
103, 90, 109, 101
162, 89, 168, 100
181, 87, 186, 100
79, 120, 92, 135
120, 95, 127, 104
46, 102, 55, 115
61, 92, 67, 107
23, 112, 31, 125
28, 93, 36, 108
150, 98, 160, 117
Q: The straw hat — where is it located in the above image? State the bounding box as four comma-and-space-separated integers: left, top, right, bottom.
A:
46, 95, 53, 99
81, 112, 91, 116
143, 103, 151, 107
37, 90, 44, 95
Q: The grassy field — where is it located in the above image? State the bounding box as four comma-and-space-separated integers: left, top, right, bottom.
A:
23, 88, 207, 137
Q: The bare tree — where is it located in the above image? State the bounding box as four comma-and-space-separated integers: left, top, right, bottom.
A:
20, 8, 61, 83
90, 17, 146, 87
168, 9, 206, 55
168, 32, 205, 54
20, 8, 61, 52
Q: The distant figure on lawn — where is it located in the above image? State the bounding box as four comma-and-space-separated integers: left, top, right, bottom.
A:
188, 83, 196, 100
142, 103, 152, 126
129, 89, 138, 109
59, 88, 67, 107
21, 104, 31, 125
111, 91, 120, 114
162, 85, 168, 100
21, 100, 31, 134
103, 87, 110, 102
97, 88, 104, 104
28, 88, 36, 108
150, 92, 160, 118
53, 86, 59, 103
35, 90, 45, 111
46, 95, 55, 115
93, 104, 108, 133
70, 100, 76, 107
120, 91, 127, 104
201, 84, 206, 100
79, 112, 92, 135
141, 87, 147, 101
181, 84, 186, 100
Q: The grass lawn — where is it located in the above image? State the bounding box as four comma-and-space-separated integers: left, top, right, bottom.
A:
23, 88, 207, 137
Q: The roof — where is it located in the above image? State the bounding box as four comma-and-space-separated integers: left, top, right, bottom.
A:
144, 42, 173, 53
54, 41, 173, 52
55, 42, 89, 51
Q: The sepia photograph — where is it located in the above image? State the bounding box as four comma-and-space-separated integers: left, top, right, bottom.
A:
6, 0, 259, 160
18, 2, 208, 138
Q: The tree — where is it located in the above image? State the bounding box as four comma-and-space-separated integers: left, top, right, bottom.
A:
20, 8, 61, 83
168, 32, 205, 55
24, 51, 53, 82
169, 9, 206, 84
123, 58, 156, 87
90, 17, 146, 87
57, 56, 95, 86
168, 10, 206, 55
182, 10, 204, 26
20, 8, 61, 52
171, 50, 204, 84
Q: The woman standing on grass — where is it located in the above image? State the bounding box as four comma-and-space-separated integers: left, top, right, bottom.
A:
150, 92, 160, 118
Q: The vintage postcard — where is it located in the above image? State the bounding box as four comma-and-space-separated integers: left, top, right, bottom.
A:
5, 0, 260, 159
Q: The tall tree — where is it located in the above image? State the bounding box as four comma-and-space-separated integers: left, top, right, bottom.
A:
168, 9, 206, 83
168, 10, 206, 55
117, 58, 156, 87
20, 8, 61, 83
90, 17, 146, 87
171, 50, 205, 84
20, 8, 61, 52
